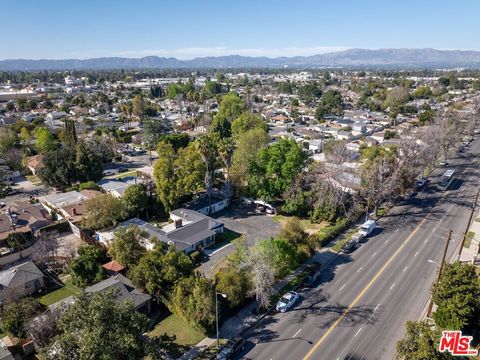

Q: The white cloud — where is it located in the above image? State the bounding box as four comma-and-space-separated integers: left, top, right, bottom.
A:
112, 46, 351, 59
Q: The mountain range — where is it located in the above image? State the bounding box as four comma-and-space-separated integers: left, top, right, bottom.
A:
1, 48, 480, 71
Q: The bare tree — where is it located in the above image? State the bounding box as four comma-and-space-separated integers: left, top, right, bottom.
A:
32, 230, 61, 264
26, 311, 60, 347
245, 245, 275, 311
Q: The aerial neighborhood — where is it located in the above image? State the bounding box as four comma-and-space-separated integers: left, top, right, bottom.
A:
0, 66, 479, 360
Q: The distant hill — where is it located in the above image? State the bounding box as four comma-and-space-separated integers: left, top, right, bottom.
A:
2, 48, 480, 71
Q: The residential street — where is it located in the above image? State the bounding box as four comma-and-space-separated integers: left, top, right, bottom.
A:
236, 137, 480, 360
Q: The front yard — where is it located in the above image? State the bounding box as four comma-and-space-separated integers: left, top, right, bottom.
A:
273, 215, 329, 235
147, 312, 204, 359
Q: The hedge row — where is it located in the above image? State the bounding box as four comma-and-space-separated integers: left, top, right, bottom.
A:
313, 218, 351, 247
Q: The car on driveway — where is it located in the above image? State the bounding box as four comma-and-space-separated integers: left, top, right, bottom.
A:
276, 291, 300, 312
437, 161, 448, 167
215, 336, 246, 360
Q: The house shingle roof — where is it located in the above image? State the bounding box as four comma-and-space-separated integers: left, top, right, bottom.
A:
0, 261, 43, 289
85, 274, 151, 309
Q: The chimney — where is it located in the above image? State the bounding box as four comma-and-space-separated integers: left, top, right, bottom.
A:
174, 219, 182, 229
72, 208, 77, 216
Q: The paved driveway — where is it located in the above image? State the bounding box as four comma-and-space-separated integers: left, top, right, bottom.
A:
198, 203, 281, 278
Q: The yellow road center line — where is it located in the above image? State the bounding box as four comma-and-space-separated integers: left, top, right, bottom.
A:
303, 215, 430, 360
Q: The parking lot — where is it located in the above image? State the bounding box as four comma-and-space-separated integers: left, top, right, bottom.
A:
198, 202, 281, 278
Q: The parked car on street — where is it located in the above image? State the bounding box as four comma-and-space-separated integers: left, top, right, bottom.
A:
304, 263, 322, 287
342, 239, 358, 253
215, 336, 246, 360
414, 177, 428, 189
276, 291, 300, 312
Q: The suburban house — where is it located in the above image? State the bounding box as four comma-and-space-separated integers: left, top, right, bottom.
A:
85, 274, 152, 313
38, 190, 102, 237
98, 177, 144, 198
96, 208, 224, 254
185, 194, 230, 215
25, 154, 44, 176
0, 201, 50, 245
0, 261, 45, 301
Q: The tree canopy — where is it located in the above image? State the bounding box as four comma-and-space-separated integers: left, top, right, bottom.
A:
41, 291, 149, 360
69, 245, 106, 287
249, 138, 307, 200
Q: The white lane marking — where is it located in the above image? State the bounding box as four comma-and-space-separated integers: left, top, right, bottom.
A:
374, 303, 381, 312
390, 282, 396, 290
395, 228, 399, 233
403, 265, 408, 272
372, 251, 377, 257
339, 284, 346, 292
424, 239, 428, 244
414, 251, 419, 257
356, 266, 363, 273
293, 329, 302, 338
385, 239, 390, 244
354, 327, 363, 337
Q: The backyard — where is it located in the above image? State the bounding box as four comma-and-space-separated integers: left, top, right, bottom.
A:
39, 277, 79, 306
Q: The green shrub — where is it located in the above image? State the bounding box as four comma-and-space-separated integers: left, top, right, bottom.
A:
189, 251, 201, 265
314, 218, 350, 247
78, 181, 100, 191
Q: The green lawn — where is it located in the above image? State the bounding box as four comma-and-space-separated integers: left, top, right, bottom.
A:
206, 229, 242, 251
147, 313, 204, 358
464, 231, 475, 248
26, 174, 41, 184
39, 279, 79, 306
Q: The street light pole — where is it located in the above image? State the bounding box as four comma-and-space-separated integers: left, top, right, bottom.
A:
427, 230, 451, 317
216, 292, 227, 349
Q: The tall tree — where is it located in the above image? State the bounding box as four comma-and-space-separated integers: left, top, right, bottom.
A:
81, 194, 125, 231
69, 245, 106, 287
432, 262, 480, 332
217, 137, 235, 198
41, 291, 149, 360
35, 127, 57, 153
397, 321, 452, 360
249, 138, 307, 201
109, 225, 147, 269
195, 135, 216, 205
130, 245, 193, 303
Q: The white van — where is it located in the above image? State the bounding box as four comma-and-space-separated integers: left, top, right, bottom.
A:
359, 220, 376, 237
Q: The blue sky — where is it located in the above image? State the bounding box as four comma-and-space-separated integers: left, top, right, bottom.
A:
2, 0, 479, 59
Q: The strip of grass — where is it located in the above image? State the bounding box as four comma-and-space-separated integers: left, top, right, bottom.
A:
196, 339, 228, 360
26, 175, 41, 184
39, 279, 79, 306
270, 270, 309, 305
331, 228, 358, 252
464, 231, 475, 248
147, 313, 204, 359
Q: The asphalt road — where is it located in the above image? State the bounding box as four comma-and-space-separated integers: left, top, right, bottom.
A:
237, 137, 480, 360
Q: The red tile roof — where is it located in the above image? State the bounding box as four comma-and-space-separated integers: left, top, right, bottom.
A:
102, 260, 125, 273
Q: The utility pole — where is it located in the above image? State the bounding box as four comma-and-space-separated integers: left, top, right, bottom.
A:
427, 230, 452, 318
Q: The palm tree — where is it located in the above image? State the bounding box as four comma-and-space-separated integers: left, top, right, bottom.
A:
217, 138, 235, 198
196, 135, 215, 208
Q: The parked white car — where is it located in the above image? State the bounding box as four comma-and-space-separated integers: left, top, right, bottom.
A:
276, 291, 300, 312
